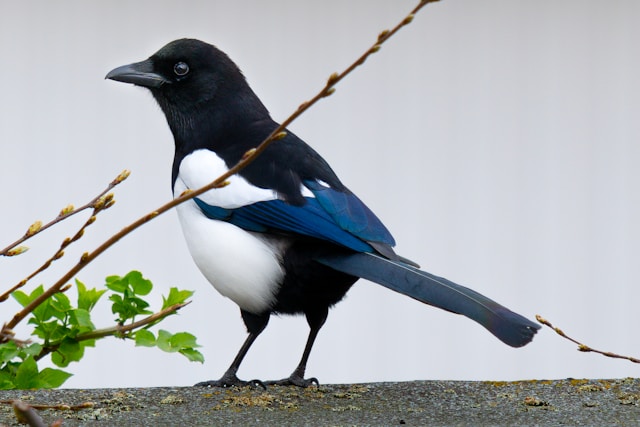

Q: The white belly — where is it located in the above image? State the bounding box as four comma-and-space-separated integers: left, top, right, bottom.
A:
174, 184, 284, 314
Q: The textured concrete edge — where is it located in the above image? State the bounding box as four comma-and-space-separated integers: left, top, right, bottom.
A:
1, 378, 639, 426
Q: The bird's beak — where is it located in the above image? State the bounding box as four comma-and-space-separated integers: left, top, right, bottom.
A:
105, 59, 170, 88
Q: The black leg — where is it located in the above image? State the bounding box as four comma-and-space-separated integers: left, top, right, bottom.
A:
265, 307, 328, 387
195, 310, 269, 388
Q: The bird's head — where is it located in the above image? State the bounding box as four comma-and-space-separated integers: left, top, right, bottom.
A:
106, 38, 268, 146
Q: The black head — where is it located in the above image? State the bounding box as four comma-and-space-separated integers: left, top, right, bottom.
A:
107, 38, 252, 108
106, 38, 270, 151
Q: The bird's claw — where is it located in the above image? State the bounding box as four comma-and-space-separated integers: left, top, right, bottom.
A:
264, 375, 319, 388
195, 376, 266, 390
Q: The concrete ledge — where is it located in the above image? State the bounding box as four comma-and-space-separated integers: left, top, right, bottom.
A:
1, 378, 639, 426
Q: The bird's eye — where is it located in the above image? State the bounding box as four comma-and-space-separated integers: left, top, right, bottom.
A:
173, 62, 189, 77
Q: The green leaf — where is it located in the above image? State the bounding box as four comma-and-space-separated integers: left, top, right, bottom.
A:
22, 343, 43, 358
126, 271, 153, 296
32, 319, 68, 341
76, 279, 106, 311
162, 287, 194, 310
12, 285, 44, 306
69, 308, 95, 331
179, 348, 205, 363
52, 339, 84, 368
0, 375, 16, 390
134, 330, 156, 347
0, 342, 20, 364
105, 275, 127, 293
169, 332, 200, 349
38, 368, 72, 388
155, 330, 202, 360
14, 356, 39, 389
155, 330, 175, 353
32, 298, 54, 323
11, 290, 32, 308
50, 292, 71, 313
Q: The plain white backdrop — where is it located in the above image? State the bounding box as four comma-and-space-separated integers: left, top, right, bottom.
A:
1, 1, 638, 388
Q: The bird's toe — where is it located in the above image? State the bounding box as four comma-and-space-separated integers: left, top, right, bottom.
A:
264, 375, 319, 388
195, 375, 266, 389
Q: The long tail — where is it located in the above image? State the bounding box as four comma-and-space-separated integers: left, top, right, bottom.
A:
315, 252, 539, 347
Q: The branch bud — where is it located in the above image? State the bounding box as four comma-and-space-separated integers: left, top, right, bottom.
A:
242, 148, 257, 160
72, 229, 85, 242
6, 246, 29, 256
378, 29, 390, 42
273, 131, 288, 141
323, 87, 336, 98
93, 193, 114, 211
104, 199, 116, 210
404, 14, 415, 25
327, 72, 340, 86
114, 169, 131, 184
59, 204, 75, 217
25, 221, 42, 237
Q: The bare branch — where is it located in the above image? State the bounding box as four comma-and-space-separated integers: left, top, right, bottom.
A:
536, 315, 640, 364
0, 169, 129, 257
0, 191, 120, 303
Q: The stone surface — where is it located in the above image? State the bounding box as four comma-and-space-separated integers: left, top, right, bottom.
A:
1, 378, 639, 426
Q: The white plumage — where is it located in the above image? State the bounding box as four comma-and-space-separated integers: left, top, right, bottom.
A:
174, 149, 287, 313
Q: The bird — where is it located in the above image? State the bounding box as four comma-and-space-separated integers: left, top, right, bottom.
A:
106, 38, 539, 388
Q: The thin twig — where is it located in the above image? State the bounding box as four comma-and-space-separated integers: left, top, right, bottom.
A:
4, 0, 437, 332
536, 315, 640, 364
34, 301, 190, 360
0, 170, 129, 257
0, 196, 114, 303
1, 399, 94, 411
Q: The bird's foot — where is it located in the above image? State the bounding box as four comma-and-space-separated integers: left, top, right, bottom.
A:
264, 375, 319, 388
195, 373, 265, 389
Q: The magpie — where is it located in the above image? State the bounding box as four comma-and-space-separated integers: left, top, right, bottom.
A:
106, 39, 539, 388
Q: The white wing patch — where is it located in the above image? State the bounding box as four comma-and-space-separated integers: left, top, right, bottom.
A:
178, 148, 315, 207
178, 149, 278, 208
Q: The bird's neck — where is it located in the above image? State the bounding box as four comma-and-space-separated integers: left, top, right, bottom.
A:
168, 90, 275, 189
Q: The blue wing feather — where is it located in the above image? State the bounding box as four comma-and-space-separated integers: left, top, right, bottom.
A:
193, 178, 397, 255
194, 197, 375, 253
303, 180, 395, 246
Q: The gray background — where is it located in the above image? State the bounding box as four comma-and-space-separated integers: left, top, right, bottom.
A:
1, 0, 638, 388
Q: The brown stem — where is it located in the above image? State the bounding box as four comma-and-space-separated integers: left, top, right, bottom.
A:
536, 315, 640, 364
34, 302, 190, 361
0, 170, 129, 257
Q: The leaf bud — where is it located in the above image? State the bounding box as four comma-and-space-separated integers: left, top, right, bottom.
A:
59, 204, 75, 217
327, 72, 340, 86
6, 246, 29, 256
26, 221, 42, 237
242, 148, 257, 160
273, 131, 288, 141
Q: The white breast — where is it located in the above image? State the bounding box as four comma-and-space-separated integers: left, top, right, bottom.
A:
174, 150, 287, 314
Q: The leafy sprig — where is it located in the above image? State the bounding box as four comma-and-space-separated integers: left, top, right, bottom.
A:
0, 272, 201, 389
